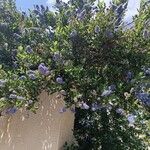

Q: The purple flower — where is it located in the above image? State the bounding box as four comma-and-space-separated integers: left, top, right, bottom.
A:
136, 92, 150, 107
95, 25, 100, 34
101, 90, 113, 97
91, 103, 100, 111
116, 108, 124, 115
77, 9, 86, 20
26, 45, 33, 54
127, 114, 136, 124
81, 102, 90, 110
38, 63, 50, 76
59, 107, 67, 113
9, 94, 17, 99
56, 77, 64, 84
6, 107, 17, 114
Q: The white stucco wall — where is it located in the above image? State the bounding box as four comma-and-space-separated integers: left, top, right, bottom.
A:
0, 91, 74, 150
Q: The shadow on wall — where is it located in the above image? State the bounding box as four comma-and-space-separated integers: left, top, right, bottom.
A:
0, 91, 74, 150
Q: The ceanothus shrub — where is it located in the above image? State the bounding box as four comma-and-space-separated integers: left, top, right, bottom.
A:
0, 0, 150, 149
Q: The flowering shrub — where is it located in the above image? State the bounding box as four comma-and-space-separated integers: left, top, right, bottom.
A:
0, 0, 150, 149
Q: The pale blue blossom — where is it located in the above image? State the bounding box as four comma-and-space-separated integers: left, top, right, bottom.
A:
101, 90, 113, 97
136, 92, 150, 107
127, 114, 136, 124
81, 102, 90, 110
38, 63, 50, 76
91, 103, 100, 111
6, 107, 17, 114
116, 108, 125, 115
56, 77, 64, 84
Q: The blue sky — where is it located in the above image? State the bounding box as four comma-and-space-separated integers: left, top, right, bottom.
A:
16, 0, 47, 11
16, 0, 140, 22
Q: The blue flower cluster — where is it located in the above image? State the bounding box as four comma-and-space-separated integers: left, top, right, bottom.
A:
78, 101, 89, 110
116, 108, 125, 115
6, 107, 17, 114
101, 85, 116, 97
91, 102, 101, 111
127, 114, 136, 125
38, 63, 50, 76
136, 92, 150, 107
56, 77, 64, 84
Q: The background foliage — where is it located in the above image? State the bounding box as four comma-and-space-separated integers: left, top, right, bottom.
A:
0, 0, 150, 149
